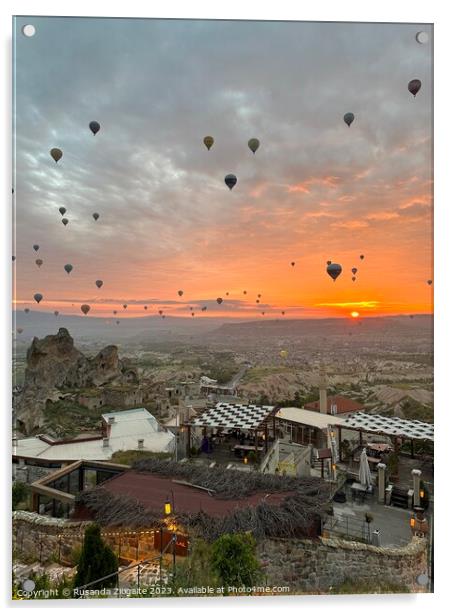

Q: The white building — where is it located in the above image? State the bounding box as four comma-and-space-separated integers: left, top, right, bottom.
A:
13, 408, 175, 465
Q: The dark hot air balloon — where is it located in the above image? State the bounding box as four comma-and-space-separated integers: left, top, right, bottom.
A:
62, 218, 69, 226
81, 304, 90, 315
352, 276, 356, 282
326, 263, 342, 281
248, 138, 260, 154
24, 308, 30, 314
33, 244, 39, 252
144, 305, 148, 310
216, 297, 223, 304
203, 136, 214, 150
327, 260, 331, 265
89, 121, 100, 135
427, 279, 432, 285
351, 267, 358, 275
34, 293, 43, 304
123, 304, 127, 309
92, 213, 100, 221
50, 148, 63, 163
359, 255, 365, 260
178, 290, 183, 297
95, 280, 103, 289
64, 264, 73, 274
225, 174, 237, 190
291, 262, 295, 267
59, 207, 66, 216
281, 311, 285, 316
35, 259, 43, 268
408, 79, 422, 97
344, 112, 355, 127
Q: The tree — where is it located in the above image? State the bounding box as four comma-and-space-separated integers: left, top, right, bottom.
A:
211, 533, 262, 592
73, 524, 118, 591
169, 539, 219, 595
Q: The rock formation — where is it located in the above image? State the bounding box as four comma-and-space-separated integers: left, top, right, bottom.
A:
15, 328, 130, 434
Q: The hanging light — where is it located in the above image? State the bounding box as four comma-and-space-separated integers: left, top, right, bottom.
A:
164, 498, 172, 516
244, 457, 248, 464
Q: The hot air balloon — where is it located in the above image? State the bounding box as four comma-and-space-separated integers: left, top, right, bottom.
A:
59, 207, 66, 216
203, 136, 214, 150
92, 212, 100, 221
248, 138, 260, 154
33, 244, 39, 252
144, 305, 148, 310
202, 306, 207, 311
326, 263, 342, 281
12, 256, 16, 262
81, 304, 90, 315
261, 311, 265, 316
427, 279, 432, 285
279, 350, 288, 359
89, 121, 100, 135
291, 262, 295, 267
178, 290, 183, 297
162, 315, 166, 319
352, 276, 356, 282
54, 310, 59, 317
226, 292, 229, 296
351, 267, 358, 275
344, 112, 355, 127
326, 260, 331, 265
410, 314, 415, 319
243, 290, 247, 295
256, 299, 260, 303
216, 297, 223, 304
359, 255, 365, 260
64, 264, 73, 274
116, 320, 120, 325
62, 218, 69, 227
24, 308, 30, 314
34, 293, 43, 304
191, 312, 195, 317
123, 304, 127, 309
50, 148, 63, 163
189, 307, 193, 311
16, 328, 23, 334
408, 79, 422, 97
281, 311, 285, 316
225, 174, 237, 190
35, 259, 43, 268
158, 310, 163, 315
95, 280, 103, 289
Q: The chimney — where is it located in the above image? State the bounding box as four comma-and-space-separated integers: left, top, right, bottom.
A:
319, 362, 328, 414
102, 437, 110, 448
138, 439, 144, 449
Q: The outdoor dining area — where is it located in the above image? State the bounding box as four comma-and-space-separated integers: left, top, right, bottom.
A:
185, 402, 278, 465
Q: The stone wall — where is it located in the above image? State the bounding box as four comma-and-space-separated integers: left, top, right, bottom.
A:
13, 511, 429, 594
13, 511, 157, 566
258, 535, 429, 593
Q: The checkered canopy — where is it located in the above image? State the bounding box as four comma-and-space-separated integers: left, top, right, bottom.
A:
341, 412, 434, 442
190, 402, 275, 430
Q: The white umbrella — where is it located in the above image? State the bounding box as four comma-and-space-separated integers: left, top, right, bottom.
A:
359, 448, 372, 489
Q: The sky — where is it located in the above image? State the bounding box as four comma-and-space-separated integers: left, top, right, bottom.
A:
12, 17, 433, 320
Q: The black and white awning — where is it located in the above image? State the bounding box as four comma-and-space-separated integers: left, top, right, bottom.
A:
190, 402, 275, 430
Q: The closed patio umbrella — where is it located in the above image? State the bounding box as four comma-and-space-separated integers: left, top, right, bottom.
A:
359, 448, 373, 489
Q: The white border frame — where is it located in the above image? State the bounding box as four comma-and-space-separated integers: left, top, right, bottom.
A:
1, 1, 450, 614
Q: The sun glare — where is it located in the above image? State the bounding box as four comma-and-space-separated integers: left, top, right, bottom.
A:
350, 311, 360, 318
